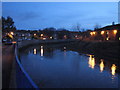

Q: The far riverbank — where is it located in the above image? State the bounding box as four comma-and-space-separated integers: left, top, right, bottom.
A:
68, 41, 120, 61
18, 40, 120, 61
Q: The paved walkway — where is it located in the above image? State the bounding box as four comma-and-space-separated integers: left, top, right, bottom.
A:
2, 44, 15, 88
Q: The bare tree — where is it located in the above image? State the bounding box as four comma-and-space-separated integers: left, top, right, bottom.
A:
81, 28, 85, 32
94, 24, 101, 30
72, 23, 81, 32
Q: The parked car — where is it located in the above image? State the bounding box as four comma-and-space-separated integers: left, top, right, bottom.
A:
2, 38, 7, 43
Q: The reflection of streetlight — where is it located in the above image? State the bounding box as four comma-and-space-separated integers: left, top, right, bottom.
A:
41, 46, 43, 56
111, 64, 116, 76
100, 59, 104, 72
88, 55, 95, 69
33, 48, 37, 55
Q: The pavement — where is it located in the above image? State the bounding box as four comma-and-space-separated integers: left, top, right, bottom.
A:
2, 44, 15, 89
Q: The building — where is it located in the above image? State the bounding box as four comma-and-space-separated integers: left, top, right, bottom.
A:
89, 24, 120, 41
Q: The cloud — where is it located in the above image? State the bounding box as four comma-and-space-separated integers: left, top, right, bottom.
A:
2, 2, 117, 30
18, 11, 41, 21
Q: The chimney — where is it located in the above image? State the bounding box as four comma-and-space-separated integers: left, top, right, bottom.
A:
112, 22, 115, 25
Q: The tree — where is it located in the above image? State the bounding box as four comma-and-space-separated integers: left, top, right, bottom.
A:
2, 16, 16, 32
57, 29, 71, 39
72, 23, 81, 32
2, 16, 5, 30
42, 27, 56, 37
94, 24, 101, 30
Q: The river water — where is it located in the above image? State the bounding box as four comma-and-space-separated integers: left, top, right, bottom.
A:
19, 44, 119, 88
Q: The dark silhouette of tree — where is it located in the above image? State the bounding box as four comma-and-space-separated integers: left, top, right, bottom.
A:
72, 23, 81, 32
2, 16, 16, 32
57, 29, 71, 39
42, 27, 56, 37
94, 24, 101, 30
2, 17, 5, 30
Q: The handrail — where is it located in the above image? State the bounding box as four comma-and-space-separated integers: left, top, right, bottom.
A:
15, 44, 39, 89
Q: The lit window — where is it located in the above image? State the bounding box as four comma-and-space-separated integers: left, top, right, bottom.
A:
107, 31, 109, 34
106, 37, 109, 40
93, 32, 96, 34
113, 30, 117, 35
41, 34, 43, 37
90, 32, 93, 35
101, 31, 104, 35
90, 32, 96, 35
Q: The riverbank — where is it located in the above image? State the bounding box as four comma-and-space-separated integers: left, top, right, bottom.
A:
17, 39, 80, 49
68, 41, 120, 61
18, 40, 120, 61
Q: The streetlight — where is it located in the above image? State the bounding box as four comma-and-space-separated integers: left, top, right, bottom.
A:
10, 32, 14, 35
50, 36, 52, 39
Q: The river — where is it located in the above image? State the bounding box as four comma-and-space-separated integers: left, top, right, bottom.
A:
19, 43, 119, 88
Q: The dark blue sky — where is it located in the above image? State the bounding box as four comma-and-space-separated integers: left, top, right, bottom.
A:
2, 2, 118, 31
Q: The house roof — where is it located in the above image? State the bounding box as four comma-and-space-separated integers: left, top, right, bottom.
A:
95, 24, 120, 31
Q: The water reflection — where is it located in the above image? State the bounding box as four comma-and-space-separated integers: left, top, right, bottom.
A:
111, 64, 116, 76
88, 55, 95, 69
100, 59, 104, 72
20, 45, 120, 88
40, 46, 44, 56
64, 47, 66, 50
64, 47, 66, 56
33, 48, 37, 55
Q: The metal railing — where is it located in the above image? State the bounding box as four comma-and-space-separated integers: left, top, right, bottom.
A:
15, 44, 39, 89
